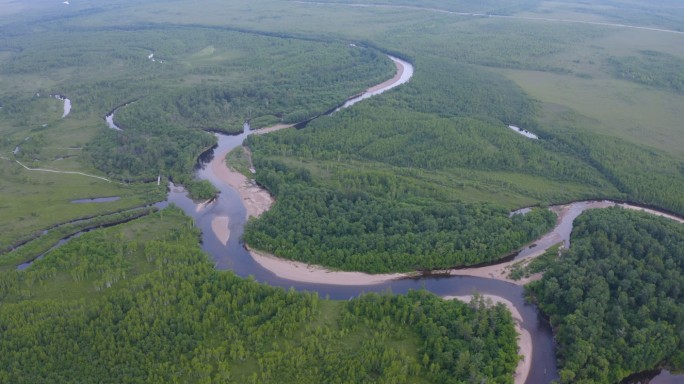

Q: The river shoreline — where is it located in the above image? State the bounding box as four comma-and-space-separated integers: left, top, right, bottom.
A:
211, 144, 684, 287
210, 146, 274, 219
366, 57, 405, 93
445, 294, 531, 384
99, 49, 681, 383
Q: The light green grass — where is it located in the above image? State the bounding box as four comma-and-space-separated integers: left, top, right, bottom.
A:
267, 155, 617, 209
0, 160, 164, 252
499, 68, 684, 159
3, 208, 185, 302
0, 94, 164, 251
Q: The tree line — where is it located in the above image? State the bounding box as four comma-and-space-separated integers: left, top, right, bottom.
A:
527, 207, 684, 383
0, 207, 519, 383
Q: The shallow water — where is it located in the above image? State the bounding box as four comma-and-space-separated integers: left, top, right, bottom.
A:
508, 125, 539, 139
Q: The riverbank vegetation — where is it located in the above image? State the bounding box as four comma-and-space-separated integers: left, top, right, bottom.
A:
3, 0, 684, 381
527, 208, 684, 383
0, 208, 519, 383
0, 23, 394, 242
508, 243, 562, 281
0, 206, 158, 271
243, 151, 556, 272
242, 49, 684, 270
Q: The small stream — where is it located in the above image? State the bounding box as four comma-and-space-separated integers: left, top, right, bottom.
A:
508, 124, 538, 139
50, 94, 71, 118
104, 101, 136, 131
105, 113, 122, 131
71, 197, 121, 203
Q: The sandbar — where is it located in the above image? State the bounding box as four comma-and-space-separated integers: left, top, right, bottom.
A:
252, 123, 295, 135
618, 203, 684, 224
248, 246, 411, 285
195, 198, 215, 213
210, 148, 274, 219
366, 58, 405, 93
211, 216, 230, 246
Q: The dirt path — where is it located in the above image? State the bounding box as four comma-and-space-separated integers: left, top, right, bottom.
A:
14, 159, 113, 183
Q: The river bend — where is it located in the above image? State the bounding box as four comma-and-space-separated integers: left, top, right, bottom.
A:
164, 56, 561, 384
26, 53, 684, 383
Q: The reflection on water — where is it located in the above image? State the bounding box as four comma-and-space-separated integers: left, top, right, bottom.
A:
508, 125, 539, 139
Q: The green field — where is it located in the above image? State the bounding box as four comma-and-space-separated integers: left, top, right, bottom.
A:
2, 0, 684, 381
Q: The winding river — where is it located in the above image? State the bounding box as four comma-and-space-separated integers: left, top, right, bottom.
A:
158, 56, 559, 384
24, 54, 682, 383
163, 55, 683, 383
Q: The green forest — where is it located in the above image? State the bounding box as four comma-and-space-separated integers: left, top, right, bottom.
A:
2, 0, 684, 382
0, 208, 519, 383
243, 154, 556, 272
241, 52, 684, 272
1, 27, 393, 186
527, 208, 684, 383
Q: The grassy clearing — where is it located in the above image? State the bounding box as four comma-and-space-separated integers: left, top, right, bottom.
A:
1, 208, 188, 302
0, 160, 164, 252
499, 67, 684, 159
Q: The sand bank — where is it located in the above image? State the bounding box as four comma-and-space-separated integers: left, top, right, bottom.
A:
211, 216, 230, 246
195, 198, 215, 213
366, 58, 405, 93
210, 149, 274, 219
448, 247, 549, 285
252, 123, 294, 135
618, 203, 684, 224
248, 246, 411, 285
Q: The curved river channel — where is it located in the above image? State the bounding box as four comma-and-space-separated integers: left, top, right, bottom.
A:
160, 56, 564, 384
61, 54, 681, 383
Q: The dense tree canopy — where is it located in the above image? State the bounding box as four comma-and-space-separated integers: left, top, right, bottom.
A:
244, 169, 555, 272
527, 208, 684, 383
0, 208, 520, 383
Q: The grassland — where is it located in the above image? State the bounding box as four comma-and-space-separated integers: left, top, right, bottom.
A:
501, 69, 684, 158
